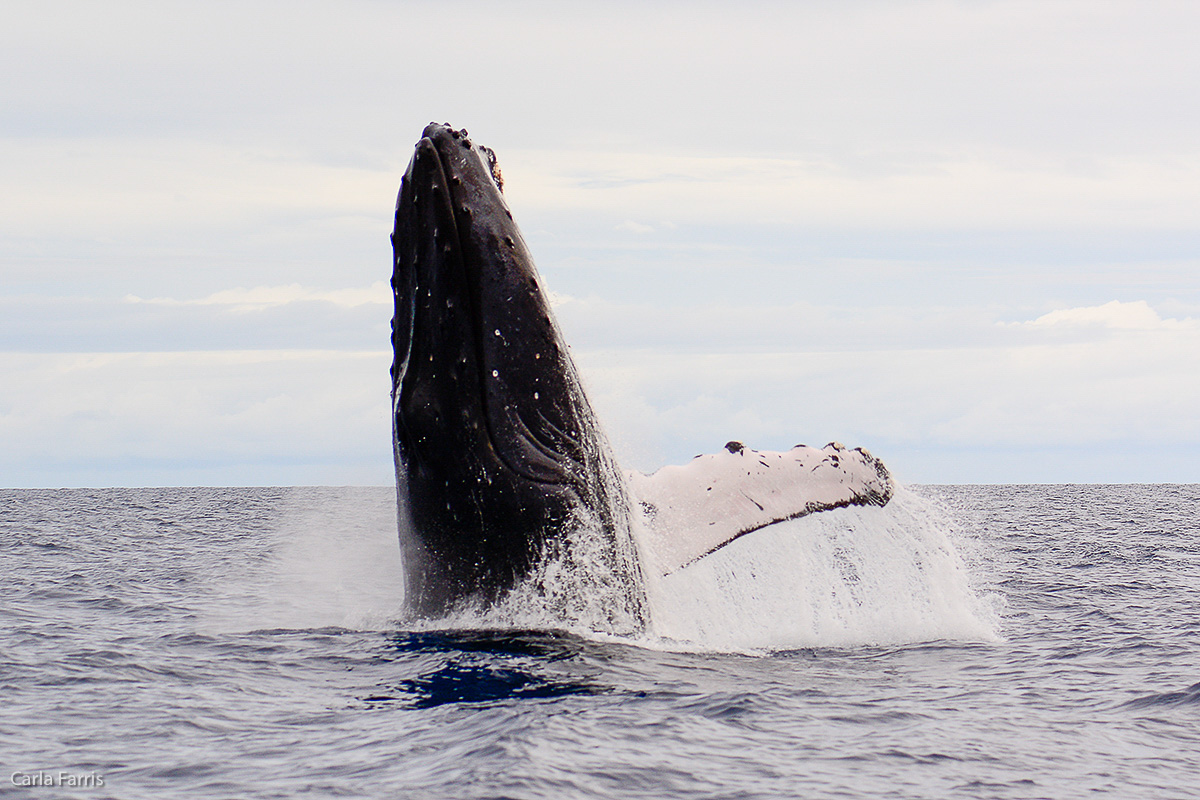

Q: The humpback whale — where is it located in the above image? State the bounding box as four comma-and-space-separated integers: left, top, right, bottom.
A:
390, 123, 893, 625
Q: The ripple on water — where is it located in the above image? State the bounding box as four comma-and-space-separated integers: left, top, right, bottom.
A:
1, 485, 1198, 799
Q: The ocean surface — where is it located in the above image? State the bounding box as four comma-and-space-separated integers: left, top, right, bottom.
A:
2, 484, 1198, 799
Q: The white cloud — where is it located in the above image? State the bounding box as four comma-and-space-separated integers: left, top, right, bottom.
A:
125, 282, 391, 313
3, 1, 1199, 484
5, 300, 1200, 485
0, 350, 393, 487
561, 298, 1200, 480
1022, 299, 1199, 331
501, 150, 1200, 231
580, 325, 1200, 481
0, 138, 396, 240
552, 295, 998, 353
5, 2, 1200, 248
0, 289, 390, 352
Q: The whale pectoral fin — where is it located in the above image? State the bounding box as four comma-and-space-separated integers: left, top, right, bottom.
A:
628, 442, 894, 575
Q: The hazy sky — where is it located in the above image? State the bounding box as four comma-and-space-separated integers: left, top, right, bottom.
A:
3, 0, 1198, 486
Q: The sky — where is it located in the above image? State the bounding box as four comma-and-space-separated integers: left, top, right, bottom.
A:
2, 0, 1198, 487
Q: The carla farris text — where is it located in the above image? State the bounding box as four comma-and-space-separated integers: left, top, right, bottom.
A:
12, 771, 105, 788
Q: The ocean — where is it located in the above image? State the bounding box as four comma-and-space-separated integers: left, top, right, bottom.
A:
2, 484, 1198, 799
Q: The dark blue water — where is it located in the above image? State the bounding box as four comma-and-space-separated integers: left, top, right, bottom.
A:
2, 485, 1198, 799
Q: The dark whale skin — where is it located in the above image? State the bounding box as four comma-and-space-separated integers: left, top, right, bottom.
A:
390, 123, 643, 622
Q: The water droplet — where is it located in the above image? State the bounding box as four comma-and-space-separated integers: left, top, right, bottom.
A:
494, 329, 501, 336
492, 370, 499, 378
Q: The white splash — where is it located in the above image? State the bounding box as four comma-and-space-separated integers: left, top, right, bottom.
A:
202, 489, 407, 633
203, 481, 997, 653
640, 486, 999, 651
409, 483, 998, 653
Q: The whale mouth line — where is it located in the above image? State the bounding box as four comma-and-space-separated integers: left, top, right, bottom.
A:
402, 132, 575, 490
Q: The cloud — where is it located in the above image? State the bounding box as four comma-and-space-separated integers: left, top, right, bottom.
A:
1021, 299, 1199, 331
5, 296, 1200, 485
0, 138, 396, 240
557, 298, 1200, 480
5, 2, 1200, 254
125, 282, 391, 313
0, 288, 391, 352
3, 2, 1199, 484
579, 325, 1200, 481
7, 0, 1197, 159
501, 150, 1200, 231
0, 350, 393, 487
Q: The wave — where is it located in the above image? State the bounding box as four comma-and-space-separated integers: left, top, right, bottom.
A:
1119, 682, 1200, 710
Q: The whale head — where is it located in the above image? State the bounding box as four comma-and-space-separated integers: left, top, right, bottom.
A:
390, 123, 642, 621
